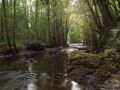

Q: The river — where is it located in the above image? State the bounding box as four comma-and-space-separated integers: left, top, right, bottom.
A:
0, 46, 100, 90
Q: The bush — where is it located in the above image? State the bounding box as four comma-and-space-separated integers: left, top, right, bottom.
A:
96, 48, 120, 78
26, 42, 45, 51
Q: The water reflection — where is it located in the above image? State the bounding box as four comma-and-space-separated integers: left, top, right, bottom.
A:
28, 82, 37, 90
0, 52, 100, 90
25, 53, 79, 90
71, 81, 81, 90
27, 62, 37, 90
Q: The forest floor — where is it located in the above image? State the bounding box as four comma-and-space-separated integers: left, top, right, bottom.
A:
66, 49, 120, 90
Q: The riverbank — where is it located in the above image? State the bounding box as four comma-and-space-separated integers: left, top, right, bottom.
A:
0, 47, 65, 60
66, 49, 120, 90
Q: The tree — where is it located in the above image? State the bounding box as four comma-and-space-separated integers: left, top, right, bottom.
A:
13, 0, 17, 52
2, 0, 12, 50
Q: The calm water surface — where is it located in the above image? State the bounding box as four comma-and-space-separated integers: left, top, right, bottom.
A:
0, 51, 100, 90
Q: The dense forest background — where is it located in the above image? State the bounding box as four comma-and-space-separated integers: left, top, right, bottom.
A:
0, 0, 120, 53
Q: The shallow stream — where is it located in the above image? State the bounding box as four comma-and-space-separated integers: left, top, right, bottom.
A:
0, 48, 100, 90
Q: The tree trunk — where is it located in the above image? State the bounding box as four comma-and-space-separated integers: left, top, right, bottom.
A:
2, 0, 12, 50
47, 0, 52, 44
34, 0, 39, 41
86, 0, 101, 29
13, 0, 17, 52
117, 0, 120, 10
1, 14, 4, 41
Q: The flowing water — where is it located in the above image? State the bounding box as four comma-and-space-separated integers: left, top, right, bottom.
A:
0, 48, 100, 90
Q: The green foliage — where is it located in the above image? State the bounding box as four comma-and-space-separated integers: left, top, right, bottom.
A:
96, 48, 120, 78
105, 27, 120, 51
107, 38, 120, 48
0, 0, 120, 52
0, 0, 69, 51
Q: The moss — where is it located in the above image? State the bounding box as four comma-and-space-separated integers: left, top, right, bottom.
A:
69, 52, 100, 69
69, 48, 120, 79
70, 52, 98, 60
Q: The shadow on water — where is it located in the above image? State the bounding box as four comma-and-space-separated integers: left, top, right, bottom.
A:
0, 51, 100, 90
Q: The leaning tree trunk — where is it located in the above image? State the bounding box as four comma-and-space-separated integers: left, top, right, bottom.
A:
118, 0, 120, 9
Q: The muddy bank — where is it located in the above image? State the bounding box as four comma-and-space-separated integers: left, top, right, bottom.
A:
66, 49, 120, 90
0, 47, 65, 60
101, 72, 120, 90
